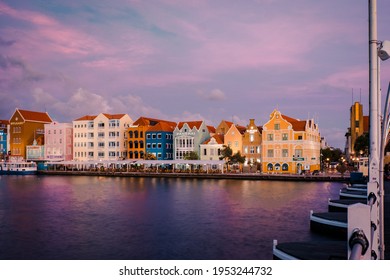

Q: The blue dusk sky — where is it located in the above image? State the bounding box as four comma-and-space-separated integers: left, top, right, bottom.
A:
1, 0, 390, 149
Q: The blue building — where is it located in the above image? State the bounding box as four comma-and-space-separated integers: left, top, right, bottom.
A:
0, 120, 9, 160
145, 121, 176, 160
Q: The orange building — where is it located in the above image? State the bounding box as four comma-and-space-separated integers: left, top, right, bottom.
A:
242, 119, 262, 169
224, 123, 246, 154
127, 117, 176, 159
9, 108, 53, 160
262, 109, 321, 174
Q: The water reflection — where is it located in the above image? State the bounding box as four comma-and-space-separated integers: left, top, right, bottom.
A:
0, 175, 343, 259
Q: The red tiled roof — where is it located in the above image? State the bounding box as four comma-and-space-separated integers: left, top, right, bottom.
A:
134, 116, 176, 127
281, 114, 299, 123
203, 134, 224, 144
17, 109, 52, 123
291, 120, 306, 131
0, 120, 10, 125
102, 113, 126, 120
207, 125, 216, 133
147, 121, 176, 132
280, 114, 307, 131
74, 115, 96, 121
236, 124, 247, 134
177, 121, 203, 130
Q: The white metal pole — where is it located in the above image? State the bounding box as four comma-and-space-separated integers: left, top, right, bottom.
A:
368, 0, 381, 259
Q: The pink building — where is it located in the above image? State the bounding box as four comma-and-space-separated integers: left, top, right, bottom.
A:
44, 122, 73, 161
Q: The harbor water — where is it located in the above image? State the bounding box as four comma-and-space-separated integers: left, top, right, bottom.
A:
0, 175, 344, 260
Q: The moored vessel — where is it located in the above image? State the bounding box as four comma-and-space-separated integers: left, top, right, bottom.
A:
0, 161, 38, 175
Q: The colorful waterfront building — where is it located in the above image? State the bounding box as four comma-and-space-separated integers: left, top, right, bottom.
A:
200, 134, 224, 161
128, 117, 176, 160
173, 121, 211, 160
9, 109, 53, 160
215, 120, 234, 135
224, 123, 246, 155
145, 121, 176, 160
242, 119, 262, 170
262, 109, 321, 174
0, 120, 9, 160
73, 113, 133, 161
345, 101, 369, 160
44, 122, 73, 161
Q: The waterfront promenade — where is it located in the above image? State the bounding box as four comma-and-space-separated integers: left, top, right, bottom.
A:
39, 169, 350, 182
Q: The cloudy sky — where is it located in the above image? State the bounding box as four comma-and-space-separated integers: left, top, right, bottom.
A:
1, 0, 390, 149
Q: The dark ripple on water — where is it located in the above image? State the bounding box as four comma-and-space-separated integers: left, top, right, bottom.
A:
0, 175, 343, 260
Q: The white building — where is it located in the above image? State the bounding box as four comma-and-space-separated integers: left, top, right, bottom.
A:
200, 134, 224, 161
73, 113, 133, 161
44, 122, 73, 161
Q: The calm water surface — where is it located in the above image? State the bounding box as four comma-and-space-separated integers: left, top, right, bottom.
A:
0, 175, 344, 260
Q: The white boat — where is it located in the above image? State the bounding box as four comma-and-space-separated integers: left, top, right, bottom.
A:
0, 161, 38, 175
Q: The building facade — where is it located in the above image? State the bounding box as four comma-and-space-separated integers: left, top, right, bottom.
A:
173, 121, 211, 160
345, 102, 369, 160
215, 120, 234, 135
262, 109, 321, 174
73, 113, 133, 161
44, 122, 73, 161
145, 121, 176, 160
0, 120, 9, 160
128, 117, 176, 160
9, 109, 53, 160
242, 119, 262, 169
200, 134, 224, 161
224, 123, 246, 155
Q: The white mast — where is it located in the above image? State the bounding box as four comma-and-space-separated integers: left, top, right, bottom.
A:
368, 0, 382, 259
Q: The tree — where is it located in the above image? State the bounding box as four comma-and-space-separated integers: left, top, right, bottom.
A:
219, 145, 233, 161
219, 145, 246, 171
144, 152, 157, 160
183, 151, 199, 160
231, 151, 246, 165
321, 147, 343, 163
354, 133, 369, 156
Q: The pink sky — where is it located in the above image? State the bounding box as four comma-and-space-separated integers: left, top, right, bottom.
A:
1, 0, 390, 148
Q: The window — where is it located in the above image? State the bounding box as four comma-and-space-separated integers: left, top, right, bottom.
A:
274, 123, 280, 130
267, 134, 274, 141
267, 149, 274, 157
282, 163, 289, 171
275, 163, 281, 170
157, 143, 162, 149
146, 134, 151, 139
282, 133, 288, 140
298, 135, 303, 140
98, 122, 105, 128
250, 134, 254, 142
250, 146, 255, 154
204, 149, 207, 156
157, 133, 162, 139
235, 141, 238, 147
282, 149, 288, 157
152, 134, 156, 139
267, 163, 273, 171
295, 149, 303, 157
129, 131, 133, 138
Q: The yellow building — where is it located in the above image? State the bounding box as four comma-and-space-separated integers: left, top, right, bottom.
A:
9, 108, 53, 160
262, 109, 321, 174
